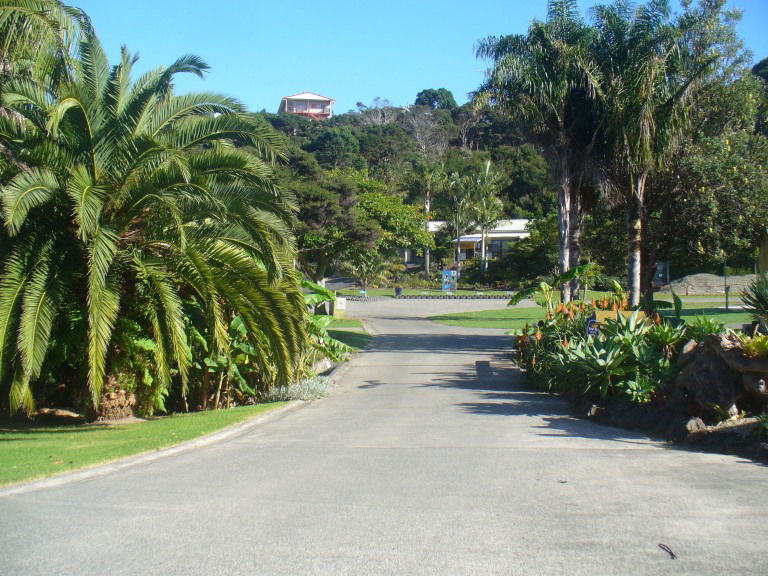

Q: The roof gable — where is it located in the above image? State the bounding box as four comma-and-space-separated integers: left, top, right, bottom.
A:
283, 92, 335, 102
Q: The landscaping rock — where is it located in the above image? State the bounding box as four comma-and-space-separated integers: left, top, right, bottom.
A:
587, 404, 603, 418
686, 417, 707, 434
671, 338, 739, 418
685, 418, 764, 460
667, 332, 768, 419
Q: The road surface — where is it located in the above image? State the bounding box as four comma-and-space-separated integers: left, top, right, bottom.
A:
1, 298, 765, 575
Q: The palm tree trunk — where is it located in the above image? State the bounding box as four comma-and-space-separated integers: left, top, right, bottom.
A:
213, 372, 225, 410
558, 153, 572, 303
455, 214, 461, 275
481, 226, 488, 274
627, 174, 647, 307
424, 192, 431, 277
569, 190, 583, 298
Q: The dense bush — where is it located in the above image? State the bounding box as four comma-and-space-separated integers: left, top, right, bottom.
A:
742, 273, 768, 328
518, 303, 692, 404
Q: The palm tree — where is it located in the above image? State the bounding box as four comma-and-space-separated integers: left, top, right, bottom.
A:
0, 32, 305, 413
469, 161, 504, 274
589, 0, 715, 306
407, 160, 446, 276
447, 171, 475, 274
476, 0, 597, 302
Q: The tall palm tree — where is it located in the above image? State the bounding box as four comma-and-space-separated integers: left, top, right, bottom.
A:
447, 171, 475, 273
469, 161, 504, 274
407, 160, 446, 276
476, 0, 597, 302
0, 32, 305, 413
589, 0, 715, 306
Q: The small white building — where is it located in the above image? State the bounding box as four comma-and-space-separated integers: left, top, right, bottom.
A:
407, 219, 530, 263
454, 219, 530, 261
278, 92, 335, 119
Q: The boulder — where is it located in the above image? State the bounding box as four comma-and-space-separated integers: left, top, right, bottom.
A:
669, 333, 768, 419
671, 340, 738, 418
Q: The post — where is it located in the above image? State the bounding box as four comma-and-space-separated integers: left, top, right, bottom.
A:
723, 263, 729, 312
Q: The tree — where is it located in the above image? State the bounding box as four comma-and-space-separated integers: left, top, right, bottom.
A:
341, 191, 433, 289
470, 162, 504, 274
415, 88, 457, 110
303, 126, 364, 170
447, 172, 477, 271
476, 0, 597, 302
402, 105, 453, 161
286, 168, 377, 283
0, 32, 305, 413
404, 160, 447, 276
589, 0, 720, 305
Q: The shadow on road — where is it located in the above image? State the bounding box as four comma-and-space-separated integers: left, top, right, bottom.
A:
419, 359, 658, 446
368, 332, 512, 357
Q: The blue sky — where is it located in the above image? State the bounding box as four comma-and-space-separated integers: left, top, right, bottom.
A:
75, 0, 768, 115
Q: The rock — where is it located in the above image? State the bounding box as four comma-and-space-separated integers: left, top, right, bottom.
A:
685, 418, 762, 454
671, 342, 739, 419
588, 404, 603, 418
677, 339, 699, 369
686, 417, 707, 434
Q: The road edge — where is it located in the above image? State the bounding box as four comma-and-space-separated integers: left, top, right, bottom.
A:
0, 400, 306, 498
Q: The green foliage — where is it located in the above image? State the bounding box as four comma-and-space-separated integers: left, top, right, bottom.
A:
0, 26, 307, 414
518, 304, 686, 404
741, 273, 768, 327
685, 316, 726, 342
738, 332, 768, 359
509, 262, 598, 307
414, 88, 457, 110
304, 127, 364, 170
302, 280, 352, 366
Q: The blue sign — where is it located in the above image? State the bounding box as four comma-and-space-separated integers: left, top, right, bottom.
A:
441, 269, 457, 292
586, 312, 600, 337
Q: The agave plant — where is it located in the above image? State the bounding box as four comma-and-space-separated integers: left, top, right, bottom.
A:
0, 31, 305, 413
742, 273, 768, 329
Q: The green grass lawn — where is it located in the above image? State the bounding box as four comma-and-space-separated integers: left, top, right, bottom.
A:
326, 316, 372, 350
328, 329, 372, 349
661, 306, 751, 326
430, 301, 753, 330
0, 402, 285, 487
430, 306, 547, 329
328, 317, 365, 330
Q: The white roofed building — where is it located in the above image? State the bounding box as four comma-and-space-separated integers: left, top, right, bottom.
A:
278, 92, 335, 120
402, 219, 530, 264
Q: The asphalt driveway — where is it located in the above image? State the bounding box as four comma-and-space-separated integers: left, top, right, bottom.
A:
1, 298, 765, 575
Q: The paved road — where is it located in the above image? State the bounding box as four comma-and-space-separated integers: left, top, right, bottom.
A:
1, 299, 766, 575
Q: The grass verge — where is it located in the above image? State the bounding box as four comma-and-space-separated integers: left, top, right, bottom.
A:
328, 329, 372, 350
328, 317, 365, 330
430, 306, 547, 329
430, 302, 752, 330
0, 402, 285, 487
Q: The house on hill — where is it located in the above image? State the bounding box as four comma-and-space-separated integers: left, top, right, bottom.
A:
278, 92, 335, 119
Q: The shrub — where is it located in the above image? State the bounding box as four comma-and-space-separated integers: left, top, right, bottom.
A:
739, 332, 768, 358
742, 273, 768, 328
518, 304, 684, 404
686, 315, 725, 341
260, 376, 332, 402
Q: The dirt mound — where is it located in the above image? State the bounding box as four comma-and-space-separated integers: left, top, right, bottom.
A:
664, 273, 756, 295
